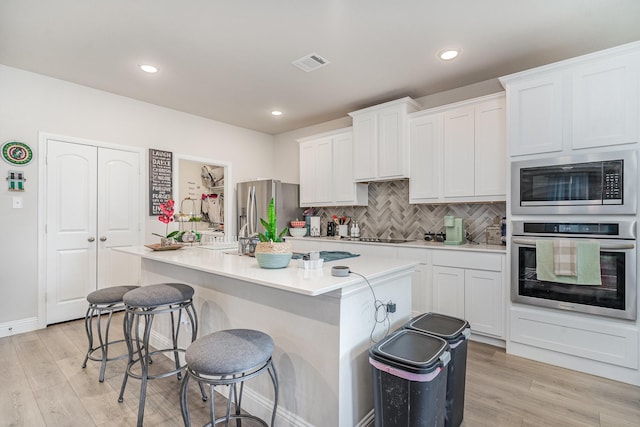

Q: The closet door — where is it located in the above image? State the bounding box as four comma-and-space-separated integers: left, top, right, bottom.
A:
97, 148, 141, 289
46, 140, 98, 324
46, 140, 141, 324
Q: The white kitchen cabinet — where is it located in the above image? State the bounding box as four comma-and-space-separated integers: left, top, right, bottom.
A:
409, 113, 441, 202
349, 97, 420, 182
443, 106, 475, 198
298, 128, 367, 207
501, 43, 640, 156
432, 250, 505, 338
397, 247, 431, 317
409, 93, 506, 204
571, 53, 639, 149
464, 269, 504, 337
299, 136, 333, 205
432, 266, 465, 319
503, 73, 564, 156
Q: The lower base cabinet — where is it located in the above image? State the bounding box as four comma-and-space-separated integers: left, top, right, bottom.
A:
432, 253, 505, 338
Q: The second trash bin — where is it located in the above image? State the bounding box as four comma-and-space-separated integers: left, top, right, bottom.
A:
405, 313, 471, 427
369, 329, 451, 427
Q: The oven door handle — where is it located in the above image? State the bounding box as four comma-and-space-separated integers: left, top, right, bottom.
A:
512, 238, 635, 250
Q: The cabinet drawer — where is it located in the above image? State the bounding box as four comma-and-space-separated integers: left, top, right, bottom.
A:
510, 306, 638, 369
432, 250, 502, 271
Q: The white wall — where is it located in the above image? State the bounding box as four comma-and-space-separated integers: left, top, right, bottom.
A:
272, 78, 505, 183
0, 64, 275, 328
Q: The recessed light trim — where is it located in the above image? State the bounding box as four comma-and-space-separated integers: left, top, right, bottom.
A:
139, 64, 159, 73
271, 110, 283, 116
438, 49, 460, 61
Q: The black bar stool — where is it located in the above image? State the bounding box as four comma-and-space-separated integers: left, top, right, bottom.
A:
180, 329, 279, 426
82, 285, 139, 382
118, 283, 200, 427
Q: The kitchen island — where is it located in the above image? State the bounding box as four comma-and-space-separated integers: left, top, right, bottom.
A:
115, 245, 417, 427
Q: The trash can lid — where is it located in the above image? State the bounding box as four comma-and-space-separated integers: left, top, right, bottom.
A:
405, 312, 470, 342
369, 329, 449, 374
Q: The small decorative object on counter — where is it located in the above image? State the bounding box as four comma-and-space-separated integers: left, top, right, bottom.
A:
152, 199, 180, 246
337, 224, 348, 237
351, 221, 360, 240
255, 198, 292, 268
327, 221, 335, 236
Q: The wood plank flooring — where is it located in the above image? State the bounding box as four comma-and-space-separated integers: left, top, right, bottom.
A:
1, 315, 639, 426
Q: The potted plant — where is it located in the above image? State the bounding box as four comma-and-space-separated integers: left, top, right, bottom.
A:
152, 199, 180, 246
254, 198, 292, 268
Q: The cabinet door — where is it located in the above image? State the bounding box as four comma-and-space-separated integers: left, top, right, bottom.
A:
432, 266, 465, 318
378, 104, 407, 179
352, 114, 377, 181
464, 269, 504, 337
507, 73, 564, 156
315, 138, 333, 203
572, 53, 639, 149
409, 113, 442, 203
474, 98, 506, 197
443, 106, 475, 197
299, 141, 317, 206
333, 132, 356, 204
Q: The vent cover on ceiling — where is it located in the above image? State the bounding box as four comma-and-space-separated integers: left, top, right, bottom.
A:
292, 53, 330, 72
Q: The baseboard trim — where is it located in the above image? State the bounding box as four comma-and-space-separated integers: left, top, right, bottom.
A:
0, 317, 40, 338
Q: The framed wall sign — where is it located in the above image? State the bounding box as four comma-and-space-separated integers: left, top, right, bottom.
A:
149, 149, 173, 215
2, 141, 33, 165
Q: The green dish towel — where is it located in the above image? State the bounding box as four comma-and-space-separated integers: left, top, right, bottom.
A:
536, 240, 601, 285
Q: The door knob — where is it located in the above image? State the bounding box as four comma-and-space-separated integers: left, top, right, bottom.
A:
88, 237, 95, 242
100, 236, 107, 242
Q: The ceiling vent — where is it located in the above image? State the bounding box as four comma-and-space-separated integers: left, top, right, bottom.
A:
292, 53, 330, 72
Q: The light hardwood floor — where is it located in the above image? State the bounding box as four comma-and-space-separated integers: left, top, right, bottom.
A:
1, 315, 639, 427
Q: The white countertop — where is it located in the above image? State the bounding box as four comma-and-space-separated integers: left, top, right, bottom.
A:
286, 236, 507, 253
115, 246, 417, 297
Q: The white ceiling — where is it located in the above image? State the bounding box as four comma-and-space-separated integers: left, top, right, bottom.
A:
2, 1, 640, 135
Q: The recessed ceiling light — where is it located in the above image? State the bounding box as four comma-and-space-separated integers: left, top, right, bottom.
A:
271, 110, 283, 116
438, 49, 460, 61
139, 64, 158, 73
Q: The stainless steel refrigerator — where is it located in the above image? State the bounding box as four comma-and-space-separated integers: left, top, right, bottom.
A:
236, 180, 300, 237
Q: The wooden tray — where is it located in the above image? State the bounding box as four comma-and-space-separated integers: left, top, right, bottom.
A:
144, 243, 185, 251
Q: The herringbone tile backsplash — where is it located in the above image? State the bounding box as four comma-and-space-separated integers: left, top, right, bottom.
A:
314, 180, 506, 242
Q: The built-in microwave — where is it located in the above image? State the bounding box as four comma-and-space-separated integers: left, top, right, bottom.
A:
511, 149, 637, 215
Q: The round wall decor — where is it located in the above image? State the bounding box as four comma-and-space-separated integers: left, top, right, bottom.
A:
2, 141, 33, 165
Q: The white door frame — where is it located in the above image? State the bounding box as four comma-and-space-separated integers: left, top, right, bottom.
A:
173, 154, 233, 239
37, 132, 145, 328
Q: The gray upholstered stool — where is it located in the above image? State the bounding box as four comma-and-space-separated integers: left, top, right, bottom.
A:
82, 285, 139, 382
180, 329, 279, 427
118, 283, 201, 427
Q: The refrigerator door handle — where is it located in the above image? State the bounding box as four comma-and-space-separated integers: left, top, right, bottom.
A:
249, 185, 257, 235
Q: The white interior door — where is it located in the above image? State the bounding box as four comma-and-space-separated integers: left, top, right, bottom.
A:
46, 140, 98, 324
97, 148, 141, 289
46, 140, 141, 324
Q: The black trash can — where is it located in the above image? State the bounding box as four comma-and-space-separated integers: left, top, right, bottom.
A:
405, 313, 471, 427
369, 329, 451, 427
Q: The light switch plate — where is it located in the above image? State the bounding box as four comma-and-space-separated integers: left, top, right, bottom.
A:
12, 196, 23, 209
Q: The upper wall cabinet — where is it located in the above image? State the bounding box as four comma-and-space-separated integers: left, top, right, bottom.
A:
500, 42, 640, 156
409, 93, 506, 204
348, 97, 420, 182
298, 128, 368, 207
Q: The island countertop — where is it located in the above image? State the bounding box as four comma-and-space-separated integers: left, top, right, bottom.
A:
115, 245, 418, 297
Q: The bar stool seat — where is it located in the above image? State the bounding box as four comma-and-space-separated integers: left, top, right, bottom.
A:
180, 329, 279, 427
118, 283, 200, 427
82, 285, 139, 382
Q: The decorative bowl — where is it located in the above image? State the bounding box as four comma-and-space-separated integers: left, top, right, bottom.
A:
289, 227, 307, 237
290, 220, 306, 228
255, 252, 292, 269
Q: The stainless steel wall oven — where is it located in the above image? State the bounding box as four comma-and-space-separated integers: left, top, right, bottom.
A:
511, 220, 637, 320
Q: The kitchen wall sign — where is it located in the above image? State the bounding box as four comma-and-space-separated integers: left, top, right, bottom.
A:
149, 148, 173, 215
2, 141, 33, 166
